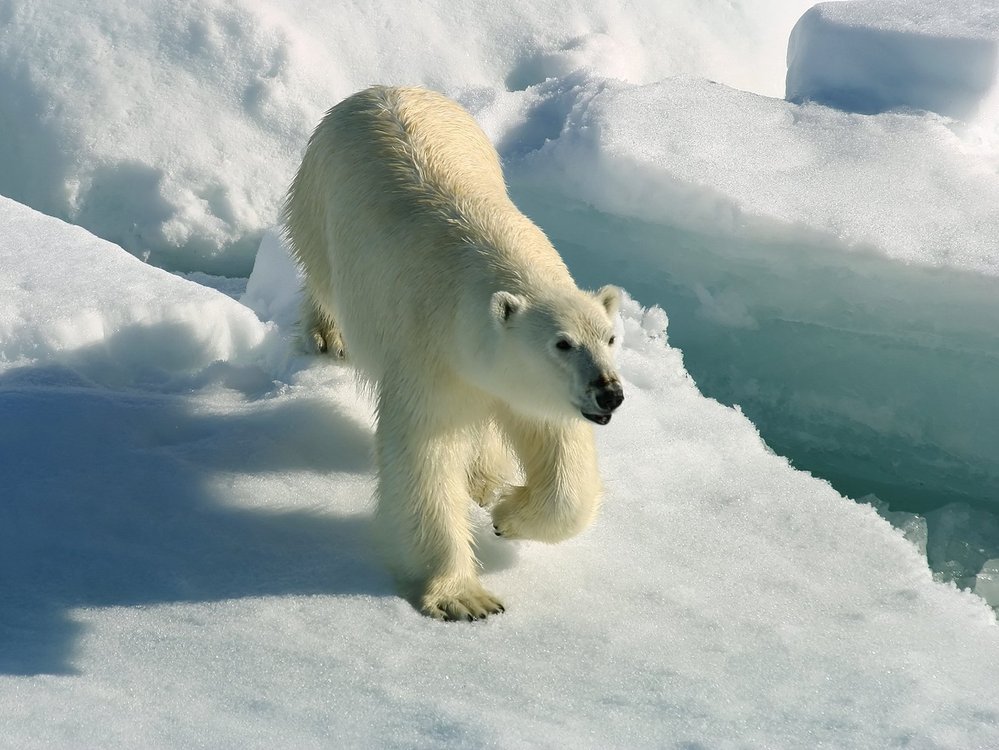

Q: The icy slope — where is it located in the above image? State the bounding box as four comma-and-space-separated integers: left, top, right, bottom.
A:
2, 197, 999, 748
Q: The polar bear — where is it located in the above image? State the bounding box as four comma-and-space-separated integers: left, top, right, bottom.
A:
283, 86, 624, 621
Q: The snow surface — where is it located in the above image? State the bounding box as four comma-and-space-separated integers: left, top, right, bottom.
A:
3, 195, 999, 748
3, 0, 999, 745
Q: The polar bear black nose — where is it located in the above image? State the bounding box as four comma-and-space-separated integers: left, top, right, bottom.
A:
593, 379, 624, 411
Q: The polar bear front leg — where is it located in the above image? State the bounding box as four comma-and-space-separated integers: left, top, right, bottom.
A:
375, 388, 504, 621
491, 412, 602, 543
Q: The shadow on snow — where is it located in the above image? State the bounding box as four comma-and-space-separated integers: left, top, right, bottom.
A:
0, 325, 388, 676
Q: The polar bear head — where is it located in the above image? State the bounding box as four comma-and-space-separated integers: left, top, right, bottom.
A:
485, 285, 624, 424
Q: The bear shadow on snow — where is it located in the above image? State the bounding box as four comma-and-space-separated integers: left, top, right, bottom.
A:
0, 322, 520, 676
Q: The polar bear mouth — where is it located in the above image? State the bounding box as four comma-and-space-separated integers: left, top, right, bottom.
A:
582, 411, 612, 425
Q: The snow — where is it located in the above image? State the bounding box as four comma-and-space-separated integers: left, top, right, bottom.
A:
787, 1, 999, 120
507, 74, 999, 275
0, 0, 816, 275
0, 198, 283, 386
3, 195, 999, 747
3, 0, 999, 745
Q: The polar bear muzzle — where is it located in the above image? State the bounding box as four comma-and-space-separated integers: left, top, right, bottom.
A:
582, 376, 624, 424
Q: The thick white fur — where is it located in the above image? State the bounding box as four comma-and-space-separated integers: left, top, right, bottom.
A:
284, 86, 622, 620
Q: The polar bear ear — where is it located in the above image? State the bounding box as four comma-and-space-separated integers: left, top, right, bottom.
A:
490, 291, 524, 327
594, 285, 621, 318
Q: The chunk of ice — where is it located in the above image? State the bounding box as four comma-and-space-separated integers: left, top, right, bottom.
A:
787, 1, 999, 119
976, 559, 999, 608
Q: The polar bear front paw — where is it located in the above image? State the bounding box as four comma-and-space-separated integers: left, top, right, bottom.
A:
492, 485, 596, 543
421, 583, 505, 622
491, 486, 554, 541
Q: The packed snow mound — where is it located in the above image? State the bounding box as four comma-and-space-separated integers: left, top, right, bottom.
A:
0, 196, 285, 388
0, 0, 813, 275
2, 202, 999, 747
511, 75, 999, 276
787, 1, 999, 120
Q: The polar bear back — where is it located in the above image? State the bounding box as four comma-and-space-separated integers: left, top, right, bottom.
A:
284, 86, 575, 382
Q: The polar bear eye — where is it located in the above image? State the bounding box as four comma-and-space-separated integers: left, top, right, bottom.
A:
555, 338, 573, 351
608, 335, 616, 346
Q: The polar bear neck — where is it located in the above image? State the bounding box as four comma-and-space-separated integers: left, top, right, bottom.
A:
466, 204, 575, 291
367, 87, 576, 293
